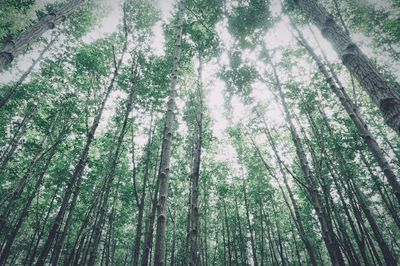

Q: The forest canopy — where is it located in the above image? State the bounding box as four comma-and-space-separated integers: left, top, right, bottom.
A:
0, 0, 400, 265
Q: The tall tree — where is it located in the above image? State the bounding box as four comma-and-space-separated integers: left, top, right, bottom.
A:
153, 1, 185, 265
188, 54, 204, 266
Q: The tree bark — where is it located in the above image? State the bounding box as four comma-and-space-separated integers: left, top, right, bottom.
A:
0, 36, 56, 109
189, 53, 204, 266
0, 0, 85, 71
0, 144, 58, 265
350, 179, 397, 265
153, 1, 185, 264
294, 0, 400, 134
141, 169, 160, 266
223, 202, 232, 266
241, 175, 258, 266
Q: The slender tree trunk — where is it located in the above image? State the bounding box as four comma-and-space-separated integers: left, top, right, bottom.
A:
170, 210, 177, 266
350, 179, 397, 265
0, 0, 85, 70
234, 197, 247, 266
132, 115, 154, 266
185, 181, 192, 266
64, 187, 102, 266
241, 175, 258, 266
25, 186, 60, 266
141, 172, 160, 266
189, 53, 204, 266
64, 193, 99, 265
325, 155, 371, 265
258, 201, 265, 266
212, 229, 218, 266
221, 210, 227, 266
153, 1, 185, 264
294, 0, 400, 134
0, 138, 58, 232
359, 151, 400, 229
202, 180, 208, 266
0, 106, 67, 232
271, 203, 286, 266
300, 103, 362, 265
263, 207, 278, 266
223, 202, 232, 266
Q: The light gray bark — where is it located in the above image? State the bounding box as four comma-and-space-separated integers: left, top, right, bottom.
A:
153, 1, 185, 265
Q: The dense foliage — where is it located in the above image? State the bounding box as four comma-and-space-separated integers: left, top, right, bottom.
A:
0, 0, 399, 265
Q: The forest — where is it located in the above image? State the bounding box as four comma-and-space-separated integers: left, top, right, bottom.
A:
0, 0, 400, 265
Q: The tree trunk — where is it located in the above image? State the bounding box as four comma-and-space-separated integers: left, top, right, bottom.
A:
234, 197, 247, 266
241, 175, 258, 266
0, 145, 58, 265
223, 202, 232, 266
294, 0, 400, 134
0, 0, 85, 70
325, 155, 371, 266
170, 210, 177, 266
153, 1, 185, 264
0, 137, 58, 232
64, 190, 101, 266
141, 171, 160, 266
25, 186, 60, 266
189, 53, 204, 266
262, 207, 278, 266
0, 36, 57, 109
0, 107, 66, 232
0, 103, 37, 176
350, 179, 397, 265
132, 115, 154, 266
299, 101, 362, 265
359, 151, 400, 229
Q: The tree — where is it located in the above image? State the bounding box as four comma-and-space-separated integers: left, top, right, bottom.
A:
153, 1, 185, 265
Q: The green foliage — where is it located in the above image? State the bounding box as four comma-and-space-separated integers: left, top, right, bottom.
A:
1, 0, 400, 265
75, 39, 113, 75
67, 4, 98, 39
220, 63, 258, 99
228, 0, 272, 47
